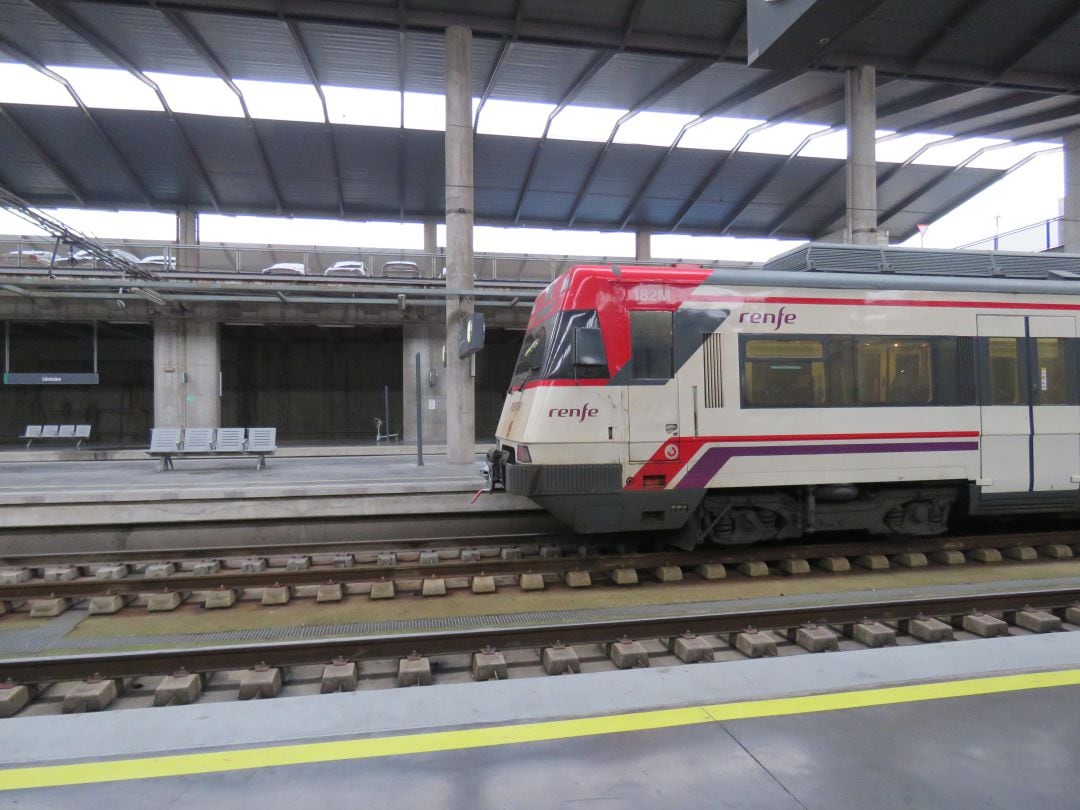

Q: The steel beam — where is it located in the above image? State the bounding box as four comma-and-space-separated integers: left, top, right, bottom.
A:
565, 57, 713, 228
665, 82, 838, 233
512, 51, 615, 224
0, 105, 85, 206
899, 0, 987, 73
286, 20, 346, 218
878, 142, 1059, 226
162, 8, 286, 215
0, 35, 157, 209
28, 0, 222, 211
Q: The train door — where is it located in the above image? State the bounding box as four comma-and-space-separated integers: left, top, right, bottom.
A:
627, 310, 679, 464
976, 314, 1080, 493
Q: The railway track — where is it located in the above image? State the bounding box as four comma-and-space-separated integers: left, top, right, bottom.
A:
1, 581, 1078, 715
2, 528, 1079, 608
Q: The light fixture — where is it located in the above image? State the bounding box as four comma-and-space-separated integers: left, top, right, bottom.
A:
398, 293, 406, 311
132, 287, 167, 306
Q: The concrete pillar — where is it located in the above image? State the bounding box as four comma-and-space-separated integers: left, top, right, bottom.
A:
845, 66, 878, 245
635, 230, 651, 261
176, 209, 198, 271
444, 25, 475, 463
402, 324, 447, 444
423, 220, 438, 254
153, 320, 220, 428
1064, 130, 1080, 253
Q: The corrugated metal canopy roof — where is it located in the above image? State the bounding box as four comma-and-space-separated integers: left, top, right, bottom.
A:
0, 103, 1004, 240
0, 0, 1075, 239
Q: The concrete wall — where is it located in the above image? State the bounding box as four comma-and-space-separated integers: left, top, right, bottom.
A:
221, 325, 403, 442
0, 321, 152, 445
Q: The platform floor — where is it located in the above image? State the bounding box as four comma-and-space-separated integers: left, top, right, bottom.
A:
0, 451, 541, 537
2, 633, 1079, 808
0, 452, 487, 505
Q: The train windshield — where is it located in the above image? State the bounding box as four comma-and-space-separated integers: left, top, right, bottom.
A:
510, 309, 607, 389
511, 325, 547, 388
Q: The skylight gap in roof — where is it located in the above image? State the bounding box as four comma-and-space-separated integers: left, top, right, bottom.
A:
48, 66, 162, 112
146, 73, 243, 118
0, 64, 76, 107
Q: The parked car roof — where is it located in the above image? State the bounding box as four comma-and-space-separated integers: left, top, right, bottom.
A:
260, 262, 306, 275
324, 260, 367, 276
138, 255, 177, 270
4, 248, 53, 266
382, 260, 420, 278
72, 248, 141, 266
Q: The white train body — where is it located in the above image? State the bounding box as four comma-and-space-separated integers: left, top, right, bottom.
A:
488, 246, 1080, 545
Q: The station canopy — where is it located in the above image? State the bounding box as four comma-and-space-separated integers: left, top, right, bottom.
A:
1, 0, 1079, 242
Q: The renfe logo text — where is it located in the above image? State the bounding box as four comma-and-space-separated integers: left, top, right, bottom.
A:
549, 404, 599, 422
739, 306, 796, 330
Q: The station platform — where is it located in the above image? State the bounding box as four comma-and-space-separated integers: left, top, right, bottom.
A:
0, 449, 542, 548
1, 632, 1078, 807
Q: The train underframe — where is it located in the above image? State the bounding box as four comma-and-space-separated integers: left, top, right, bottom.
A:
491, 451, 965, 548
671, 483, 959, 549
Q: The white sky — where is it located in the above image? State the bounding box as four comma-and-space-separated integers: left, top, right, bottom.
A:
0, 63, 1065, 262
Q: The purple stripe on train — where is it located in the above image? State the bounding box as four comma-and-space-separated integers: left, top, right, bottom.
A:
675, 441, 980, 490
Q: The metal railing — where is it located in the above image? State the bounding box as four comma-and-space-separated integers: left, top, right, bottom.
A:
0, 236, 753, 283
957, 217, 1063, 253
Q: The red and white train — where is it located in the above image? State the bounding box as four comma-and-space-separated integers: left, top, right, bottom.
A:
485, 243, 1080, 547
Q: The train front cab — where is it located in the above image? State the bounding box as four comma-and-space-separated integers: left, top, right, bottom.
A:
489, 266, 715, 534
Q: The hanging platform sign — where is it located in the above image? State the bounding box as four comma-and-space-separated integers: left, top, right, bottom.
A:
3, 373, 100, 385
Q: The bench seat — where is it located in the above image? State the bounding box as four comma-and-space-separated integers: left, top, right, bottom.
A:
21, 424, 91, 449
147, 427, 276, 470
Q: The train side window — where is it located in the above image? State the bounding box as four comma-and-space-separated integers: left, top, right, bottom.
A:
986, 337, 1023, 405
1034, 337, 1068, 405
856, 338, 933, 405
741, 338, 826, 407
631, 310, 673, 380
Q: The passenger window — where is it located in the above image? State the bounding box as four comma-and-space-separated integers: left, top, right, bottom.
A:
1035, 338, 1067, 405
856, 338, 932, 405
987, 337, 1023, 405
631, 310, 673, 379
742, 338, 825, 407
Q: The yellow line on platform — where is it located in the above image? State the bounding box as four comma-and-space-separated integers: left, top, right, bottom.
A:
3, 669, 1080, 792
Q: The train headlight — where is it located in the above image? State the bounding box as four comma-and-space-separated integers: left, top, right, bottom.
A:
517, 444, 532, 463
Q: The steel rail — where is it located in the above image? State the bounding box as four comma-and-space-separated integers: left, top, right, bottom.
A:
3, 528, 1079, 603
3, 584, 1079, 684
0, 531, 570, 568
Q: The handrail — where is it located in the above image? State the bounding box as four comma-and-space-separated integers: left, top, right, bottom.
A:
956, 216, 1063, 253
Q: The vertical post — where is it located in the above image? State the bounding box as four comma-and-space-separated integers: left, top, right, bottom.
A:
384, 384, 391, 438
177, 208, 199, 271
845, 66, 878, 245
635, 230, 651, 262
1063, 130, 1080, 253
445, 24, 475, 463
423, 220, 438, 278
92, 321, 98, 374
415, 352, 424, 466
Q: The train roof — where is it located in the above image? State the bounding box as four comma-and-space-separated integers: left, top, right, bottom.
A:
696, 242, 1080, 298
764, 243, 1080, 281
